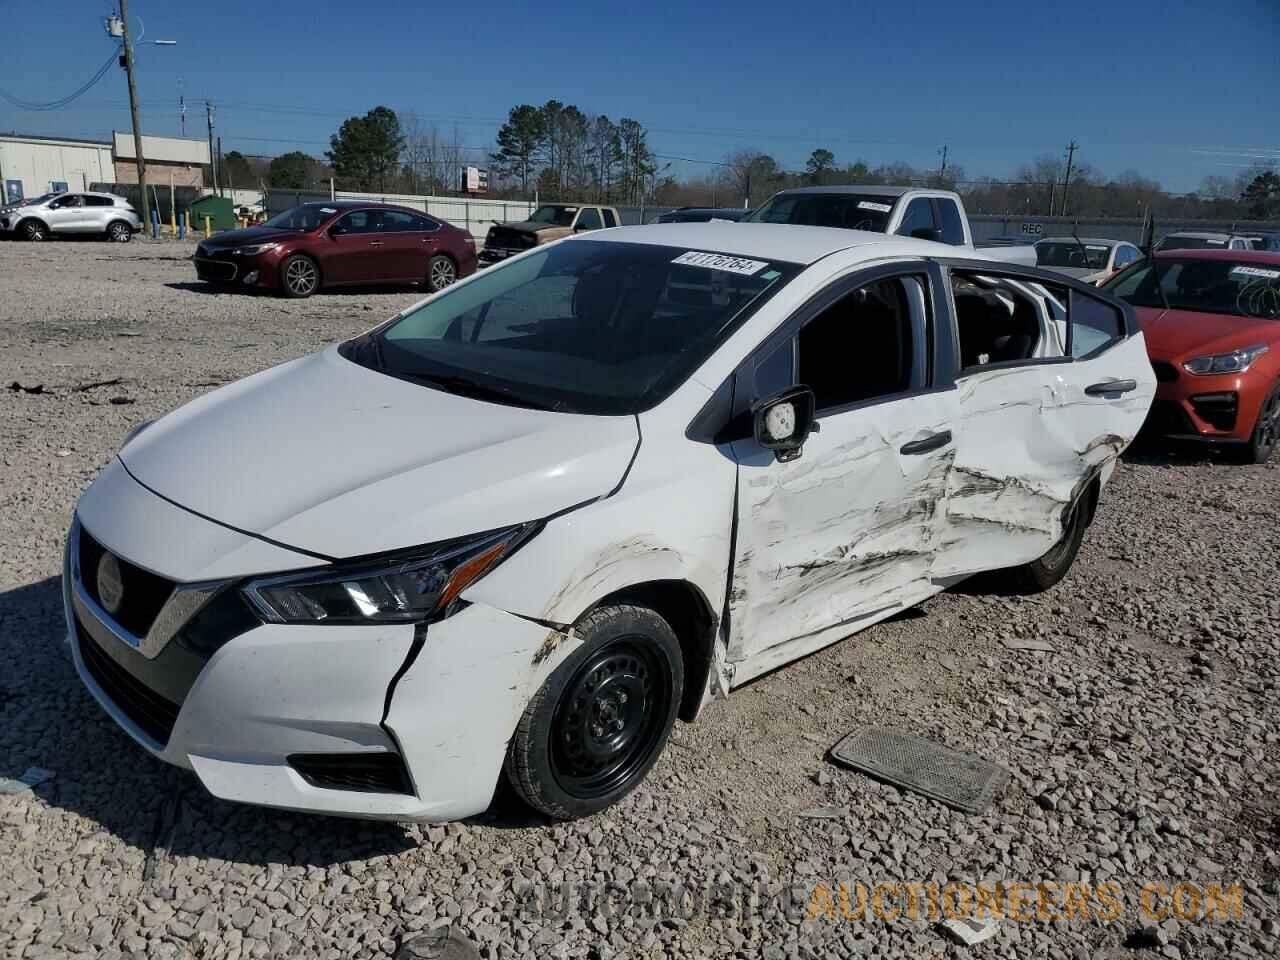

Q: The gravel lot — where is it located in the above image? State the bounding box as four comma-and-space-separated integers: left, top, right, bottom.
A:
1, 239, 1277, 960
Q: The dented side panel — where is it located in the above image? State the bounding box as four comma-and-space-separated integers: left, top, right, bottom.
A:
727, 391, 959, 669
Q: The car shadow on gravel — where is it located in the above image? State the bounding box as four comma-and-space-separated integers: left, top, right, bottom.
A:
1122, 434, 1236, 466
164, 282, 421, 298
0, 576, 419, 867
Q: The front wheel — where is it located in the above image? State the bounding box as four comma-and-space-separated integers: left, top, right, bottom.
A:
1001, 495, 1087, 593
505, 604, 683, 819
21, 220, 48, 241
426, 254, 457, 292
1243, 380, 1280, 464
107, 220, 132, 243
280, 254, 319, 298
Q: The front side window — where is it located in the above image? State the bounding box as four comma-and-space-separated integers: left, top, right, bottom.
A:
797, 277, 925, 411
747, 193, 895, 232
896, 198, 937, 240
1113, 245, 1139, 267
53, 195, 83, 208
575, 208, 603, 231
936, 200, 966, 245
334, 210, 373, 234
343, 241, 800, 415
1105, 258, 1280, 319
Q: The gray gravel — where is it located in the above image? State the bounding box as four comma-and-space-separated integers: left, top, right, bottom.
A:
1, 238, 1278, 959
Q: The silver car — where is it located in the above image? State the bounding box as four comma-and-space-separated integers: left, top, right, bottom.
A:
0, 191, 142, 242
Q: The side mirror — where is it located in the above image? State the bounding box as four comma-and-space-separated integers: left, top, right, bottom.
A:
910, 227, 941, 242
329, 224, 345, 237
752, 386, 817, 463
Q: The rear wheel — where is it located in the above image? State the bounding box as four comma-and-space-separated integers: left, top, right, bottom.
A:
1243, 379, 1280, 464
280, 254, 319, 298
1001, 495, 1088, 593
505, 604, 683, 819
20, 220, 47, 242
427, 254, 457, 292
107, 220, 132, 243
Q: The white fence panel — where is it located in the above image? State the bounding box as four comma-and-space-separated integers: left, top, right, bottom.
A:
333, 191, 536, 239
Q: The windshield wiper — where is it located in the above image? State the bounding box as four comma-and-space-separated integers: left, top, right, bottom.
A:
398, 371, 559, 411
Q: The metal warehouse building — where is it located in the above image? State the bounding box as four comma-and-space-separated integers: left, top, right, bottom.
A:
0, 134, 115, 203
0, 132, 211, 205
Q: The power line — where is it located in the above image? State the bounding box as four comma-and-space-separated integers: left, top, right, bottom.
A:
0, 45, 121, 111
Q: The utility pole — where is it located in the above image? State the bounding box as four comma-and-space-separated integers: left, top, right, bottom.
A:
179, 94, 185, 137
1061, 140, 1078, 217
938, 145, 948, 184
206, 101, 218, 195
118, 0, 151, 234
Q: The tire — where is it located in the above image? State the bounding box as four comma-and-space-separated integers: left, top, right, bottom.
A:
280, 254, 319, 298
20, 220, 48, 242
505, 603, 683, 820
1002, 495, 1088, 593
107, 220, 132, 243
426, 254, 458, 292
1242, 379, 1280, 464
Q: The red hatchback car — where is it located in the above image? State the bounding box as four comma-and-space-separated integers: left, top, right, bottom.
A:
1103, 249, 1280, 462
193, 202, 478, 298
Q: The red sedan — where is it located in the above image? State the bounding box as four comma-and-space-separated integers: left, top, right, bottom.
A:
1103, 249, 1280, 462
193, 202, 478, 298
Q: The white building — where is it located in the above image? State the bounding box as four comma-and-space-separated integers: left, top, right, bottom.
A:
0, 134, 115, 202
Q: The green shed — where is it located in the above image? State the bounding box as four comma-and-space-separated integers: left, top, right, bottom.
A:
189, 195, 237, 233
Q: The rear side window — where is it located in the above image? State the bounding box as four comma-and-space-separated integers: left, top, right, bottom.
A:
601, 209, 618, 228
797, 277, 923, 411
951, 271, 1069, 369
380, 210, 419, 232
935, 200, 965, 245
84, 195, 114, 207
1069, 292, 1125, 357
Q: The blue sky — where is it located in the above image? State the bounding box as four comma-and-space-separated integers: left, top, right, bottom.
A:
2, 0, 1277, 192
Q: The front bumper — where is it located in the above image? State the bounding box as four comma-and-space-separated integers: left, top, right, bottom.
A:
65, 474, 555, 820
1147, 359, 1257, 443
478, 245, 524, 264
192, 250, 279, 288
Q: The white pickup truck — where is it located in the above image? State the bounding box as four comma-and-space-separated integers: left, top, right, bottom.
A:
747, 185, 1037, 265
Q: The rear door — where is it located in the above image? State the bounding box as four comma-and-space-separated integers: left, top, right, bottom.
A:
376, 209, 434, 281
84, 195, 116, 232
936, 264, 1154, 577
727, 262, 960, 679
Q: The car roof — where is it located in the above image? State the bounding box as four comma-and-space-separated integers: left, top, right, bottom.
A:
767, 184, 960, 201
1038, 236, 1123, 246
583, 221, 961, 266
1153, 248, 1280, 264
1160, 231, 1239, 240
299, 200, 430, 216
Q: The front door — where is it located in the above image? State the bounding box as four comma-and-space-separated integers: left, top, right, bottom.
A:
728, 265, 959, 680
46, 194, 86, 232
320, 210, 379, 284
935, 265, 1154, 578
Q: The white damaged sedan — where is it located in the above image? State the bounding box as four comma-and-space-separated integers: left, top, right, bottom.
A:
65, 223, 1155, 821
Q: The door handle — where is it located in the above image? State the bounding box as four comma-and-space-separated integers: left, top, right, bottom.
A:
900, 430, 952, 455
1084, 379, 1137, 396
368, 240, 384, 247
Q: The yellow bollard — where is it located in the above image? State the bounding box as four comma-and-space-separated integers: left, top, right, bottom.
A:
204, 215, 212, 236
170, 210, 176, 235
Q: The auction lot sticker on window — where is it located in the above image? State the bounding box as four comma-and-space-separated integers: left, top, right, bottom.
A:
672, 251, 768, 275
1231, 265, 1280, 280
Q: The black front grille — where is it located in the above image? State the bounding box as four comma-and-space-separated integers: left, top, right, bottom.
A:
194, 258, 236, 281
1145, 399, 1198, 436
487, 227, 536, 250
1152, 361, 1179, 383
79, 528, 174, 637
76, 615, 180, 745
288, 753, 413, 794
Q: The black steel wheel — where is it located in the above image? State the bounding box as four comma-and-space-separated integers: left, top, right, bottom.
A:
1002, 491, 1089, 593
21, 220, 47, 241
281, 254, 319, 298
427, 254, 457, 292
107, 220, 132, 243
505, 604, 683, 819
1245, 380, 1280, 464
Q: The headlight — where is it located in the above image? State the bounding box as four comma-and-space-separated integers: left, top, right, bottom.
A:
1183, 343, 1269, 376
242, 523, 539, 624
232, 242, 279, 256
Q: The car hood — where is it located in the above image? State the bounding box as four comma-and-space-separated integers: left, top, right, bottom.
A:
200, 225, 300, 249
1136, 307, 1279, 359
496, 221, 571, 238
118, 345, 639, 560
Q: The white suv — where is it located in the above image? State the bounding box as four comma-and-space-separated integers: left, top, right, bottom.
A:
0, 191, 142, 242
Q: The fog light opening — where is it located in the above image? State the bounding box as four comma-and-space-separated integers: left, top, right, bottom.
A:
242, 270, 260, 285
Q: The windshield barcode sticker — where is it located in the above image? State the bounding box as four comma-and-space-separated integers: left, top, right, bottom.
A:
1231, 265, 1280, 280
857, 201, 893, 213
672, 251, 768, 275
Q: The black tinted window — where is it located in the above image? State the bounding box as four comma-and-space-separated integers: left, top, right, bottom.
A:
897, 199, 936, 240
936, 200, 965, 245
798, 279, 916, 411
601, 209, 618, 228
749, 193, 894, 232
335, 211, 373, 234
84, 195, 114, 207
576, 208, 603, 230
